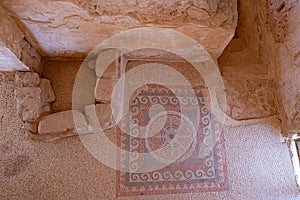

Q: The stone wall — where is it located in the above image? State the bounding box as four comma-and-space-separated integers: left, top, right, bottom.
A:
14, 57, 122, 141
14, 71, 56, 137
269, 1, 300, 135
0, 5, 42, 73
237, 0, 300, 136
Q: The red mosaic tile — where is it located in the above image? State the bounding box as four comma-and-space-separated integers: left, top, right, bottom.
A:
116, 85, 228, 197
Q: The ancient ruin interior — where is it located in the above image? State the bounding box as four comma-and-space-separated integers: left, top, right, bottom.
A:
0, 0, 299, 199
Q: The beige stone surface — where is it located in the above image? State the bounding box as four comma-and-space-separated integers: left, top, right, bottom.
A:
39, 78, 55, 104
96, 50, 119, 78
217, 35, 277, 120
237, 0, 300, 135
24, 122, 38, 133
94, 77, 116, 103
218, 50, 261, 67
15, 87, 41, 122
40, 103, 52, 115
93, 51, 121, 103
223, 77, 277, 120
38, 110, 88, 135
15, 71, 40, 87
0, 0, 237, 59
14, 72, 57, 122
276, 44, 300, 134
275, 1, 300, 134
39, 78, 55, 115
218, 38, 268, 77
84, 104, 114, 131
220, 63, 269, 77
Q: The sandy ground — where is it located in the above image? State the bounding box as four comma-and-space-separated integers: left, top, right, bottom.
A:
0, 68, 299, 199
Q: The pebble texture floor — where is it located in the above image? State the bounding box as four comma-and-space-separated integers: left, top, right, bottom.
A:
0, 69, 299, 199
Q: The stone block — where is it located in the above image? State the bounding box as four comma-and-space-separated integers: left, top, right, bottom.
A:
223, 77, 277, 120
41, 103, 52, 115
40, 78, 55, 104
15, 72, 40, 87
38, 110, 88, 135
94, 77, 117, 103
15, 87, 41, 122
84, 104, 114, 131
187, 7, 210, 21
24, 122, 38, 133
96, 49, 119, 78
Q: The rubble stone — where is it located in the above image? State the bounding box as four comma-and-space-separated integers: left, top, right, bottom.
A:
24, 122, 38, 133
40, 78, 55, 103
15, 87, 41, 122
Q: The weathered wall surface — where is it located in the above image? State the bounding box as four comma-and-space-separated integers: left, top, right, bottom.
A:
237, 0, 300, 136
269, 1, 300, 135
0, 5, 42, 72
218, 37, 277, 121
0, 0, 237, 59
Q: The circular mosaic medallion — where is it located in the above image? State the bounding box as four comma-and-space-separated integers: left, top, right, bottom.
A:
145, 111, 197, 163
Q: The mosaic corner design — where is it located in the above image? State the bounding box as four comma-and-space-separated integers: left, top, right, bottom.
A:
116, 85, 229, 197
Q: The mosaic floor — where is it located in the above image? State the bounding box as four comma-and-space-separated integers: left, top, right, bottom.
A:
116, 84, 228, 197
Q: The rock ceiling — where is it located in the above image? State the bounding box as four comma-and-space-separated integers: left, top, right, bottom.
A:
0, 0, 237, 59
